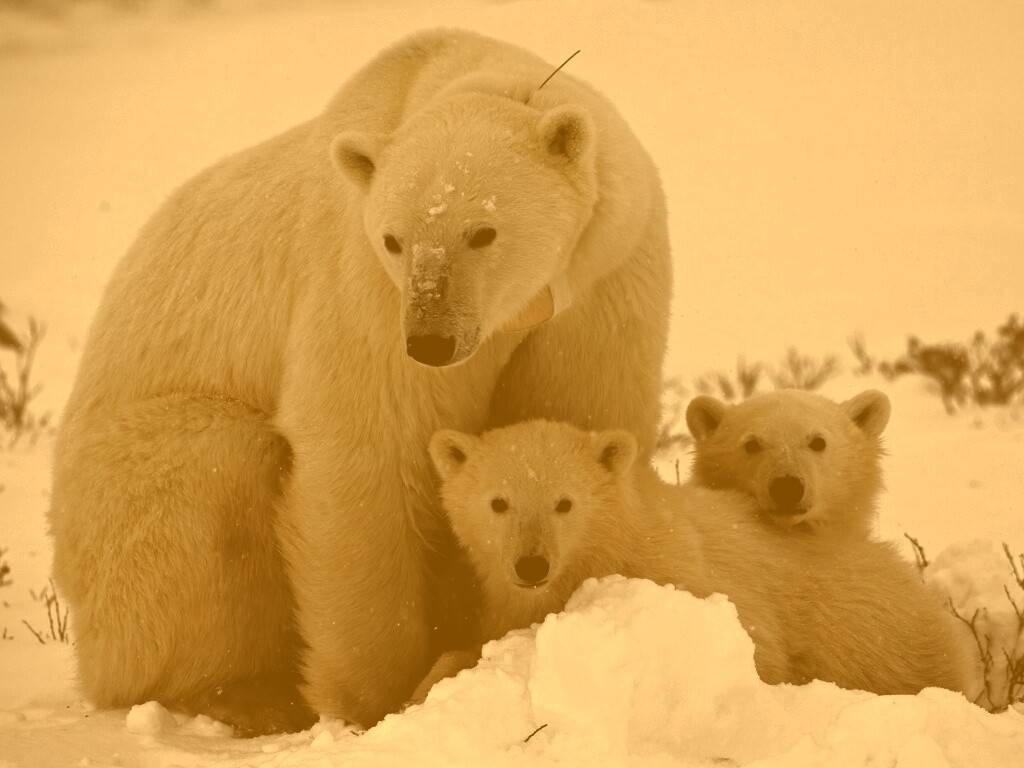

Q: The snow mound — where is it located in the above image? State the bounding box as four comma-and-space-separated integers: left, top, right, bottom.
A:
926, 539, 1024, 711
330, 576, 1023, 767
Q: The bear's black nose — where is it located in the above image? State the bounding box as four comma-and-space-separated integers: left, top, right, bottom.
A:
406, 334, 456, 367
769, 475, 805, 510
515, 555, 550, 584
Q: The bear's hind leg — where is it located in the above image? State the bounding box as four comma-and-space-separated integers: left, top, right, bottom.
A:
50, 393, 313, 735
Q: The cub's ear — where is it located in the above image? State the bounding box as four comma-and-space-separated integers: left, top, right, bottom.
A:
330, 131, 387, 189
429, 429, 479, 480
592, 429, 638, 476
686, 396, 728, 442
841, 390, 891, 439
537, 105, 595, 164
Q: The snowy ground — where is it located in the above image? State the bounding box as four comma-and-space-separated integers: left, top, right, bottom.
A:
1, 1, 1023, 766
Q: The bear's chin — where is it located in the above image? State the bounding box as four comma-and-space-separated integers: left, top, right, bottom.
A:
767, 507, 810, 525
513, 580, 549, 590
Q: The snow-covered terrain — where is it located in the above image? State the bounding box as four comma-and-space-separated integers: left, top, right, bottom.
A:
1, 1, 1022, 766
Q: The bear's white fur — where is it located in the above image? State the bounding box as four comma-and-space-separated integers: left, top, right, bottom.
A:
415, 420, 979, 704
48, 29, 671, 733
686, 389, 891, 537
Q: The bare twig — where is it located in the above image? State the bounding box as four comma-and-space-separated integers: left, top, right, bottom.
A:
1004, 543, 1024, 591
1007, 651, 1024, 705
523, 723, 548, 744
904, 534, 930, 571
21, 619, 45, 645
48, 579, 70, 643
675, 458, 680, 486
0, 547, 10, 588
948, 599, 994, 708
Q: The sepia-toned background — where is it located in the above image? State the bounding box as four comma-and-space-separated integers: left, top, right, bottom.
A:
1, 1, 1022, 765
3, 0, 1023, 413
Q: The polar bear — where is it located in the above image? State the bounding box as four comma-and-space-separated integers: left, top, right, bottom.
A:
47, 29, 671, 734
685, 389, 891, 537
413, 420, 978, 703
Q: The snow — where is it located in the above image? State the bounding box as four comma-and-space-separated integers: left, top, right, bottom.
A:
2, 0, 1023, 766
926, 540, 1024, 712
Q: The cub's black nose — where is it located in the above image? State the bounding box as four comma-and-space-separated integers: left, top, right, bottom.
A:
406, 334, 456, 367
515, 555, 550, 584
769, 475, 805, 510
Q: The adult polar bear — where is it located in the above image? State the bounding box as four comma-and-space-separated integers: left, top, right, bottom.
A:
49, 29, 671, 733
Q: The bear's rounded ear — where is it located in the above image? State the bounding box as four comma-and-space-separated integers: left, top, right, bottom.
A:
429, 429, 478, 480
592, 429, 638, 477
537, 105, 595, 164
841, 390, 891, 439
686, 396, 728, 442
330, 131, 387, 189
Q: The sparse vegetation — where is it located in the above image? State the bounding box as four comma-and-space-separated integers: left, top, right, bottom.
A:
21, 579, 70, 645
0, 547, 11, 588
769, 348, 840, 392
659, 315, 1024, 451
657, 347, 840, 452
0, 309, 50, 446
870, 314, 1024, 414
909, 535, 1024, 712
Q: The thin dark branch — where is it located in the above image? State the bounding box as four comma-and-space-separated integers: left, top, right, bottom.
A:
523, 723, 548, 744
21, 619, 45, 645
904, 533, 930, 571
948, 599, 993, 707
1004, 542, 1024, 590
536, 51, 581, 92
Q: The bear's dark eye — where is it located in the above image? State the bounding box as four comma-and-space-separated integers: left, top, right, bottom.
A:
490, 497, 509, 513
383, 234, 402, 255
468, 226, 497, 249
555, 498, 572, 513
743, 437, 762, 455
809, 436, 827, 452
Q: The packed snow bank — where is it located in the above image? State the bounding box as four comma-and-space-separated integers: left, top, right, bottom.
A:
108, 577, 1024, 767
2, 561, 1023, 766
368, 576, 1023, 768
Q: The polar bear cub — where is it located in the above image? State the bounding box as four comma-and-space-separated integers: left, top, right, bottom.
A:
412, 419, 977, 704
686, 389, 891, 537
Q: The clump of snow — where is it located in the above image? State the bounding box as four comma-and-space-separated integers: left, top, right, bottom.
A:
125, 702, 178, 735
125, 702, 233, 738
483, 195, 497, 212
925, 539, 1024, 710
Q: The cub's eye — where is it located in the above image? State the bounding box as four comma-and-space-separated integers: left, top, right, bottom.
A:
383, 234, 402, 255
743, 437, 762, 455
468, 226, 497, 249
809, 436, 827, 452
555, 498, 572, 513
490, 497, 509, 513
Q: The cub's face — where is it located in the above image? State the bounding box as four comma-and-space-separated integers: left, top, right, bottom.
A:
428, 421, 636, 592
685, 389, 890, 530
331, 94, 599, 368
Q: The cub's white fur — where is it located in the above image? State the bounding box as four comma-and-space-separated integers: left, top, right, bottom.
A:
687, 389, 891, 537
411, 420, 978, 704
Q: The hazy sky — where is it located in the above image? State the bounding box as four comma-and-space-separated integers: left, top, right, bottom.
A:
1, 0, 1022, 402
